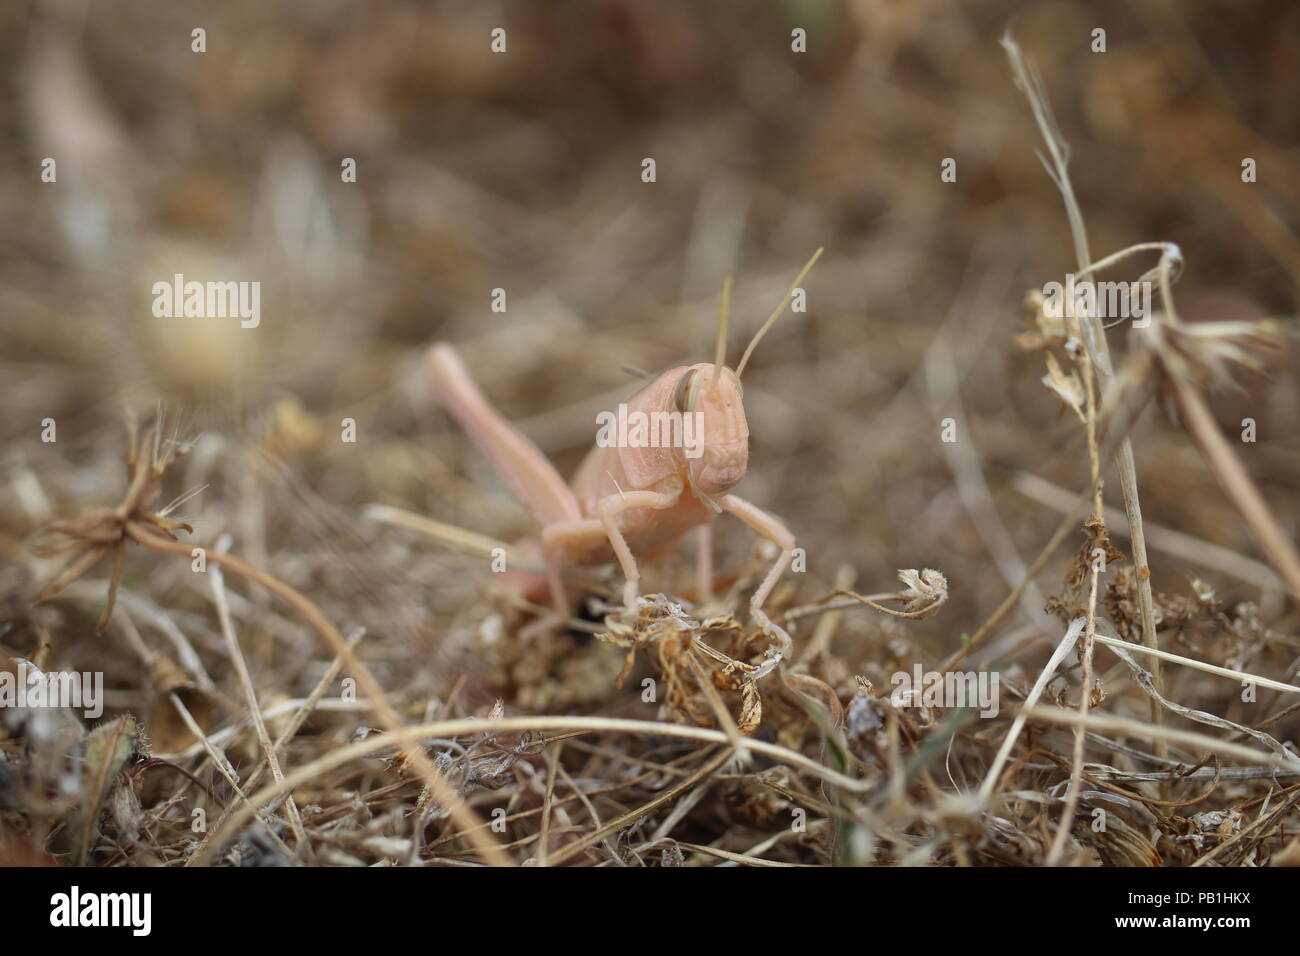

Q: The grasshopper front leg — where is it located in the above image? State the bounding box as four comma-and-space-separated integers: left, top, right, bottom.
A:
597, 484, 682, 612
541, 482, 682, 616
719, 493, 796, 660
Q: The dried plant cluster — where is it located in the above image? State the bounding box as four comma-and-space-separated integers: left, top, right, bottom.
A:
2, 3, 1299, 867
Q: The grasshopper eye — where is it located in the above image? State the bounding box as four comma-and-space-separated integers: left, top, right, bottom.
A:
673, 369, 700, 413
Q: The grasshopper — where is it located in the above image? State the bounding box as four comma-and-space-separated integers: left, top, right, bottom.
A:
427, 249, 822, 662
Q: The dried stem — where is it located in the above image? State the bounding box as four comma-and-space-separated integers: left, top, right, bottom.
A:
1170, 375, 1300, 602
1046, 341, 1104, 865
1002, 32, 1166, 755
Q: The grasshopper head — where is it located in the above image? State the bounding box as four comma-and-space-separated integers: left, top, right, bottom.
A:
672, 363, 748, 506
669, 247, 821, 509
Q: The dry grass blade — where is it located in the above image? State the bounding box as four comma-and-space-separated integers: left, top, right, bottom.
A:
208, 536, 309, 851
1092, 634, 1300, 696
1168, 374, 1300, 602
1022, 706, 1300, 772
979, 617, 1085, 805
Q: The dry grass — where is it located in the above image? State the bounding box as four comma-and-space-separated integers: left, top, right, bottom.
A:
2, 1, 1300, 867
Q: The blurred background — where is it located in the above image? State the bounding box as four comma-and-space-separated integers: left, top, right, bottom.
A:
2, 0, 1298, 713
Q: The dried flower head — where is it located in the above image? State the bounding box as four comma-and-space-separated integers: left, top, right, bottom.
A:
1140, 315, 1287, 394
30, 420, 194, 632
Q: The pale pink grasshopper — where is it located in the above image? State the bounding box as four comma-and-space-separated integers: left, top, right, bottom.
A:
427, 249, 822, 662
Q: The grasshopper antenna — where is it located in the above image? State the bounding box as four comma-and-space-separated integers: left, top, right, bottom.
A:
712, 276, 733, 385
735, 247, 824, 379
